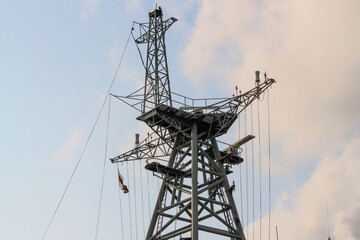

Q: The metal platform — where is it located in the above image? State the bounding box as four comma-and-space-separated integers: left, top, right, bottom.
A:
137, 104, 237, 140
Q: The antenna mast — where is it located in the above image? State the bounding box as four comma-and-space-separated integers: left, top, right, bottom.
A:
134, 7, 177, 112
111, 7, 276, 240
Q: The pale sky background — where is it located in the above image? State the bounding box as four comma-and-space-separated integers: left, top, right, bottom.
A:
1, 0, 360, 240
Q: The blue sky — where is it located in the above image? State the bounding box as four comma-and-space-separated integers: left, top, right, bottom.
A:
1, 0, 360, 240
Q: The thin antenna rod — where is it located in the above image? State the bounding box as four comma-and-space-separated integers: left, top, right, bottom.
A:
276, 225, 279, 240
327, 202, 331, 240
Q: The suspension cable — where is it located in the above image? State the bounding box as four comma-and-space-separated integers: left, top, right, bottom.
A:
140, 161, 145, 238
147, 167, 151, 220
133, 162, 139, 240
94, 93, 112, 240
116, 163, 125, 240
157, 176, 160, 230
257, 98, 262, 240
251, 103, 255, 240
267, 89, 271, 240
237, 87, 244, 225
40, 27, 132, 240
245, 107, 249, 239
327, 201, 331, 239
127, 162, 133, 240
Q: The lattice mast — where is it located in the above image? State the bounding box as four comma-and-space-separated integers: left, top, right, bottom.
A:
111, 7, 276, 240
134, 7, 177, 112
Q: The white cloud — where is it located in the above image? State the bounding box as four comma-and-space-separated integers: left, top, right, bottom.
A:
245, 137, 360, 240
80, 0, 100, 20
181, 0, 360, 165
53, 128, 84, 161
179, 0, 360, 239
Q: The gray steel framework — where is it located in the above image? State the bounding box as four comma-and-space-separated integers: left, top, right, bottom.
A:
110, 7, 276, 240
133, 7, 177, 113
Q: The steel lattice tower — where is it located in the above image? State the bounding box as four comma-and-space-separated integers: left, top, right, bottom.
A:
135, 8, 177, 112
111, 7, 275, 240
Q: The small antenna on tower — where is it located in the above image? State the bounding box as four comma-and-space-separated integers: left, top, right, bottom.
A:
255, 70, 261, 96
327, 201, 331, 240
135, 133, 140, 147
135, 133, 140, 158
255, 71, 260, 84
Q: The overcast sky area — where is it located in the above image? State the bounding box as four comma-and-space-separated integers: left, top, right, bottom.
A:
1, 0, 359, 240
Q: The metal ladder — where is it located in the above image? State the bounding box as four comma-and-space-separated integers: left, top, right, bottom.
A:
156, 186, 168, 239
218, 187, 235, 237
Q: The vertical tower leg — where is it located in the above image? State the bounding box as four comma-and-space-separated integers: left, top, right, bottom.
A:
211, 138, 246, 240
191, 123, 198, 240
145, 135, 181, 240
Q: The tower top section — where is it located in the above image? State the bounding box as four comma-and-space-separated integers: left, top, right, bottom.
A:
148, 7, 163, 18
114, 8, 275, 141
132, 7, 177, 113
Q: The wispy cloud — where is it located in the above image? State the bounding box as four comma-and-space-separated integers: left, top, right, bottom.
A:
53, 128, 84, 161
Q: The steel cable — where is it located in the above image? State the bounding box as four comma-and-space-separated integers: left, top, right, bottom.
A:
127, 162, 133, 240
133, 161, 139, 240
95, 94, 112, 240
40, 27, 132, 240
245, 108, 249, 239
140, 161, 146, 238
147, 168, 151, 220
251, 103, 255, 240
267, 89, 271, 240
116, 162, 125, 240
257, 99, 262, 240
237, 87, 244, 226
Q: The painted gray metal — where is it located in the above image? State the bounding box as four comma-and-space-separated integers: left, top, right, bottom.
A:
145, 135, 181, 239
110, 7, 276, 240
133, 8, 177, 113
191, 123, 198, 240
211, 138, 246, 240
